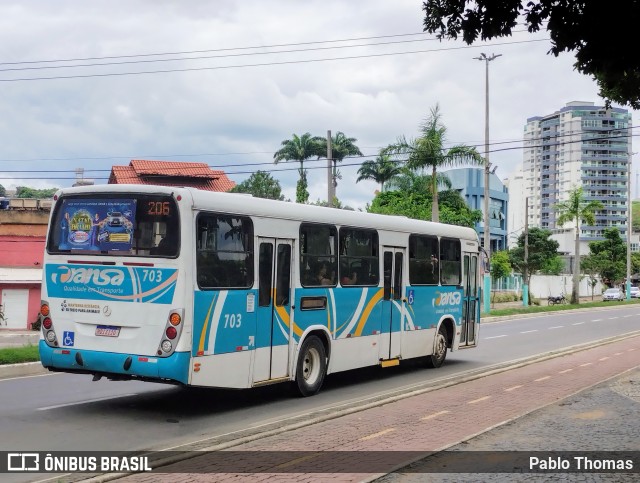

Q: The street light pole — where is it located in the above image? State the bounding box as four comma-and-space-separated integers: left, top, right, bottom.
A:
627, 150, 634, 299
475, 52, 501, 314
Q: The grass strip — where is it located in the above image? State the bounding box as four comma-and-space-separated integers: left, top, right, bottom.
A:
483, 298, 640, 318
0, 344, 40, 365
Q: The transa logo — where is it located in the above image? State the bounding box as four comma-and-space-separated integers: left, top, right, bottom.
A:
433, 291, 461, 307
52, 266, 125, 287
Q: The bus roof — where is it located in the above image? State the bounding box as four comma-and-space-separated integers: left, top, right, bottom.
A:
54, 184, 479, 242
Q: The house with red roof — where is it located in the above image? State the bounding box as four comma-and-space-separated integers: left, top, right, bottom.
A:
108, 160, 236, 192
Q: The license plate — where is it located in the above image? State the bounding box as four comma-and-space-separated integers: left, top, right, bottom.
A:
95, 325, 120, 337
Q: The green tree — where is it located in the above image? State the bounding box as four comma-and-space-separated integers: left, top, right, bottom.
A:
368, 189, 481, 228
386, 169, 452, 194
582, 227, 627, 287
509, 227, 560, 304
356, 152, 403, 193
540, 256, 564, 275
422, 1, 640, 109
318, 131, 363, 200
0, 184, 5, 197
229, 171, 285, 200
555, 186, 604, 304
490, 250, 512, 306
632, 252, 640, 276
383, 104, 483, 222
273, 133, 324, 204
309, 197, 354, 210
580, 255, 601, 300
15, 187, 58, 198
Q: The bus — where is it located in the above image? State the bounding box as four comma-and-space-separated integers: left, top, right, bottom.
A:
39, 184, 481, 396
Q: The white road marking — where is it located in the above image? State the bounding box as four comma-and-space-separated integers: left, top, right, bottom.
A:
485, 335, 508, 340
421, 410, 450, 421
37, 393, 137, 411
520, 330, 538, 334
468, 396, 491, 404
504, 385, 522, 392
360, 428, 395, 440
549, 326, 564, 329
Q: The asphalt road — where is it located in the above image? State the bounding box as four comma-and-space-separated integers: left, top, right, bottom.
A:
0, 304, 639, 482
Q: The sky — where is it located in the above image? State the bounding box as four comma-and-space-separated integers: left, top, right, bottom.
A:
0, 0, 636, 209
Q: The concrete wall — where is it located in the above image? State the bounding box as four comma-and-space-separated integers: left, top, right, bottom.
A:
0, 210, 49, 236
528, 274, 605, 299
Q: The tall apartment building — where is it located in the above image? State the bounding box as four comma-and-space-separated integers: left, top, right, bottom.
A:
519, 101, 632, 254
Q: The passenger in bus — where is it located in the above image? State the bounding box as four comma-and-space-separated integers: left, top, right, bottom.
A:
430, 255, 439, 273
317, 262, 334, 285
152, 231, 177, 256
341, 271, 358, 285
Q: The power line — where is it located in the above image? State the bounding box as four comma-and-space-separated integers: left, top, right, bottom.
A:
0, 38, 548, 82
0, 36, 449, 73
2, 123, 635, 165
0, 28, 537, 67
0, 32, 434, 66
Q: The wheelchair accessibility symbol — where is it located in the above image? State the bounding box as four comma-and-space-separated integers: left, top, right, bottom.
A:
63, 331, 75, 347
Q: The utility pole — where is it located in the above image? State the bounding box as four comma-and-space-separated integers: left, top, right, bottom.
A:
523, 197, 529, 306
327, 130, 333, 206
474, 52, 502, 313
626, 149, 633, 299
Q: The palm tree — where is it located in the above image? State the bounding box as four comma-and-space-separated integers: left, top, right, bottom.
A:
318, 131, 363, 201
555, 186, 604, 304
386, 169, 452, 194
383, 104, 483, 222
356, 152, 402, 192
273, 133, 324, 203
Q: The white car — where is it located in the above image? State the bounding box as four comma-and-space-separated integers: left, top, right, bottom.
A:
629, 286, 640, 298
602, 288, 624, 301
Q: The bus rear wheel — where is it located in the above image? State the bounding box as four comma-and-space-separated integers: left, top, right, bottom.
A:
426, 325, 448, 368
295, 335, 327, 397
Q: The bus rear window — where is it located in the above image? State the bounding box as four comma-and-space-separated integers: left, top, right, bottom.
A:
47, 194, 180, 257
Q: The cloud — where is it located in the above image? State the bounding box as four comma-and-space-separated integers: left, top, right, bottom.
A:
0, 0, 633, 209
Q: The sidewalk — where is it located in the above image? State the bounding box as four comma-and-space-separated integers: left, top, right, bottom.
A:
109, 334, 640, 482
0, 329, 39, 348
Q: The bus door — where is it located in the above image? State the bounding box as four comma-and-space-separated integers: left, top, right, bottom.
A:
253, 238, 294, 383
460, 251, 479, 347
380, 247, 405, 363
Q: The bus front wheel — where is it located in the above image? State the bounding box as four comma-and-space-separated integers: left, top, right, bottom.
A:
426, 325, 448, 368
295, 335, 327, 397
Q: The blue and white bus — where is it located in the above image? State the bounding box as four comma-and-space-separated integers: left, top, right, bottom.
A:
39, 184, 481, 396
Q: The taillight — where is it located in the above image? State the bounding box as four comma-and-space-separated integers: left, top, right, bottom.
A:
40, 304, 50, 317
169, 313, 181, 326
165, 327, 177, 340
42, 317, 52, 330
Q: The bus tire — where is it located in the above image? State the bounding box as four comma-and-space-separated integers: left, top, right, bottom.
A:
295, 335, 327, 397
426, 325, 448, 368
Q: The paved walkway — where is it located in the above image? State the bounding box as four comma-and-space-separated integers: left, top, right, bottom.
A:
109, 334, 640, 483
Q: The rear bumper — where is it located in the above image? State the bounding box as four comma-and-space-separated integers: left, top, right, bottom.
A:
39, 340, 190, 384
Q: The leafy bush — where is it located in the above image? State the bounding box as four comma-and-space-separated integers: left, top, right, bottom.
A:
491, 291, 520, 303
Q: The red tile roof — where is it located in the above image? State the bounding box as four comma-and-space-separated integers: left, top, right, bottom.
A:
108, 160, 236, 192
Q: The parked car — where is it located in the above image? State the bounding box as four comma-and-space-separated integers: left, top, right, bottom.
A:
629, 286, 640, 298
602, 287, 624, 301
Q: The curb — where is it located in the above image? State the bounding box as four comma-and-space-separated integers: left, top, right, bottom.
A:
0, 361, 48, 380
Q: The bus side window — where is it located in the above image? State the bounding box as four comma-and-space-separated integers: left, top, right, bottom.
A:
409, 234, 439, 285
300, 223, 337, 287
440, 238, 461, 285
339, 227, 378, 286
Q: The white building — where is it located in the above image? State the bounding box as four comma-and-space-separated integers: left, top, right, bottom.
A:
508, 101, 632, 255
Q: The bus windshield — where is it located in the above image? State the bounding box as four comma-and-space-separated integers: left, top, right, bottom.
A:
47, 193, 180, 257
